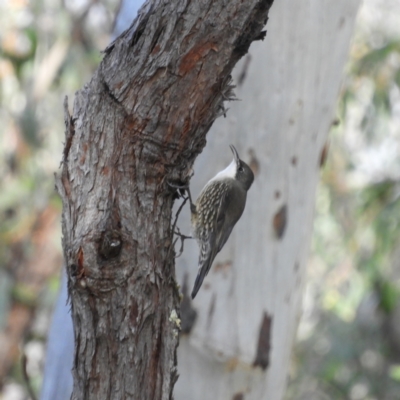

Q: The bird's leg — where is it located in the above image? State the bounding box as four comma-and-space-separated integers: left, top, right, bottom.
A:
167, 181, 196, 213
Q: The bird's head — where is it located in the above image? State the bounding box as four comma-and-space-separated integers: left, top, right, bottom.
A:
230, 145, 254, 191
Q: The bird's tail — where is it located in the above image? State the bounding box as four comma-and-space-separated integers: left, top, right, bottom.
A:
191, 243, 216, 299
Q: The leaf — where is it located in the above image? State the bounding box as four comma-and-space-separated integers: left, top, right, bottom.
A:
377, 280, 399, 314
355, 42, 400, 76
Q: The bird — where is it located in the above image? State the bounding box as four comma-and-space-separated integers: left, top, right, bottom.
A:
190, 145, 254, 299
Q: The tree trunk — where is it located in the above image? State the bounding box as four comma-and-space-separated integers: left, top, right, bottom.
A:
56, 1, 273, 399
174, 0, 361, 399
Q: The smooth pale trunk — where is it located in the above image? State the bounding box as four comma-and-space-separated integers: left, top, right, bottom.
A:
174, 0, 361, 399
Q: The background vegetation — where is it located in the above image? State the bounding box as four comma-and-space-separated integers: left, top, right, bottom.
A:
287, 2, 400, 399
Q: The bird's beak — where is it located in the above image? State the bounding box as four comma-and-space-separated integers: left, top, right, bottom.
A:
230, 145, 240, 166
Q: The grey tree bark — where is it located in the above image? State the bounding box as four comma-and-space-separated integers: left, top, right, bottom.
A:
55, 1, 273, 399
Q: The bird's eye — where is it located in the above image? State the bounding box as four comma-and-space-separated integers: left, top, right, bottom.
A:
238, 166, 244, 173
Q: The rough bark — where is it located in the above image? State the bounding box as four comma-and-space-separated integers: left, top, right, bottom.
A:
55, 1, 273, 399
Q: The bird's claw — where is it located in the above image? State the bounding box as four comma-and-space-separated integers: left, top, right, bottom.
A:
167, 181, 189, 200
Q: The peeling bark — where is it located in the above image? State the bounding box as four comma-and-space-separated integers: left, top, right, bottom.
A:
253, 312, 272, 370
56, 1, 273, 399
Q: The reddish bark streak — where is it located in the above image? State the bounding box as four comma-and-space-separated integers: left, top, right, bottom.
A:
179, 42, 219, 75
77, 247, 85, 279
130, 300, 139, 327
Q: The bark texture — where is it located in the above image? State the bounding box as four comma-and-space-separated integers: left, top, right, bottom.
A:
56, 1, 273, 399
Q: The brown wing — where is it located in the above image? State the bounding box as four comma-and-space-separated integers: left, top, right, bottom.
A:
215, 182, 246, 253
191, 182, 246, 299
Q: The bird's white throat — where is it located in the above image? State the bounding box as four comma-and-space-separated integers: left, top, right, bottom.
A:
209, 159, 236, 183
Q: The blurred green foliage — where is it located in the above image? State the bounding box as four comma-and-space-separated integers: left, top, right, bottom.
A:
288, 2, 400, 399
